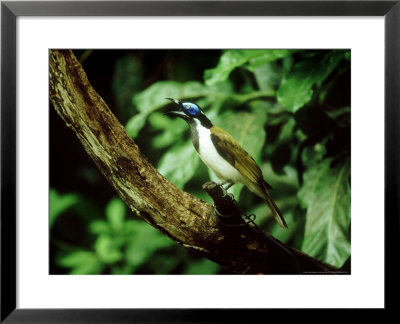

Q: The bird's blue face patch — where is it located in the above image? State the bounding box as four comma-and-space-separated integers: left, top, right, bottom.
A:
182, 102, 201, 117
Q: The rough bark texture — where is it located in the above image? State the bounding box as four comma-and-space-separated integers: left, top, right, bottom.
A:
49, 49, 341, 274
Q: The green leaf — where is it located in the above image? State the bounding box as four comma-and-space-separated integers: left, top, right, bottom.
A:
94, 234, 124, 264
204, 50, 293, 86
125, 220, 175, 269
277, 51, 345, 112
57, 251, 104, 274
301, 140, 327, 166
148, 112, 187, 148
134, 81, 180, 113
246, 50, 295, 71
125, 112, 150, 139
251, 62, 281, 92
185, 258, 220, 274
125, 81, 207, 138
134, 81, 206, 113
298, 159, 351, 267
105, 197, 126, 233
158, 141, 200, 189
261, 163, 299, 193
111, 264, 135, 275
89, 220, 110, 235
49, 189, 79, 229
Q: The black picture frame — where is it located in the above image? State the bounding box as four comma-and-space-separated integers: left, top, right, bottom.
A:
1, 0, 398, 321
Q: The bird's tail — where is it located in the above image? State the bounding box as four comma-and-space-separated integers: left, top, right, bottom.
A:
260, 181, 288, 229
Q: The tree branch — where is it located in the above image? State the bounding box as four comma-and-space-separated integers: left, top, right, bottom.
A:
49, 49, 340, 274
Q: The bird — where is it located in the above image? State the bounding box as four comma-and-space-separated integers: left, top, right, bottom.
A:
164, 98, 288, 229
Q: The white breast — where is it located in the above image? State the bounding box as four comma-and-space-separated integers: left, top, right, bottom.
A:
195, 121, 243, 183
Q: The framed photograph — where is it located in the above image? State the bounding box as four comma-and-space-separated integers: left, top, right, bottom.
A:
1, 0, 398, 321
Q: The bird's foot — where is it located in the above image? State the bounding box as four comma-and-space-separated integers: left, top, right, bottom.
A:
217, 181, 234, 192
218, 185, 235, 201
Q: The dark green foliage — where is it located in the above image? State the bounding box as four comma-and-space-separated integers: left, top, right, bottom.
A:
50, 49, 351, 274
54, 196, 219, 275
49, 189, 80, 229
277, 50, 346, 112
299, 159, 351, 266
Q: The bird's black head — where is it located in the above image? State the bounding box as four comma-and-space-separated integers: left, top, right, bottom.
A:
165, 98, 213, 129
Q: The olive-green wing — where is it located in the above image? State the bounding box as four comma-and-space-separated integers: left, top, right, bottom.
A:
210, 126, 272, 189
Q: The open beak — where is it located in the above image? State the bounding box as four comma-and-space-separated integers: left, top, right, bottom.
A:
165, 98, 181, 105
164, 110, 187, 119
164, 98, 188, 119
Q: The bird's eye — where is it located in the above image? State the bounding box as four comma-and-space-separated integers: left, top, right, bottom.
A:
182, 102, 200, 116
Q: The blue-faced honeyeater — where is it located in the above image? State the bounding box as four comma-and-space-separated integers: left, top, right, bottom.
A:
165, 98, 287, 229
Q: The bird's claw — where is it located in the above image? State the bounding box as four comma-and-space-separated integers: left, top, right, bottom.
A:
217, 181, 234, 193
